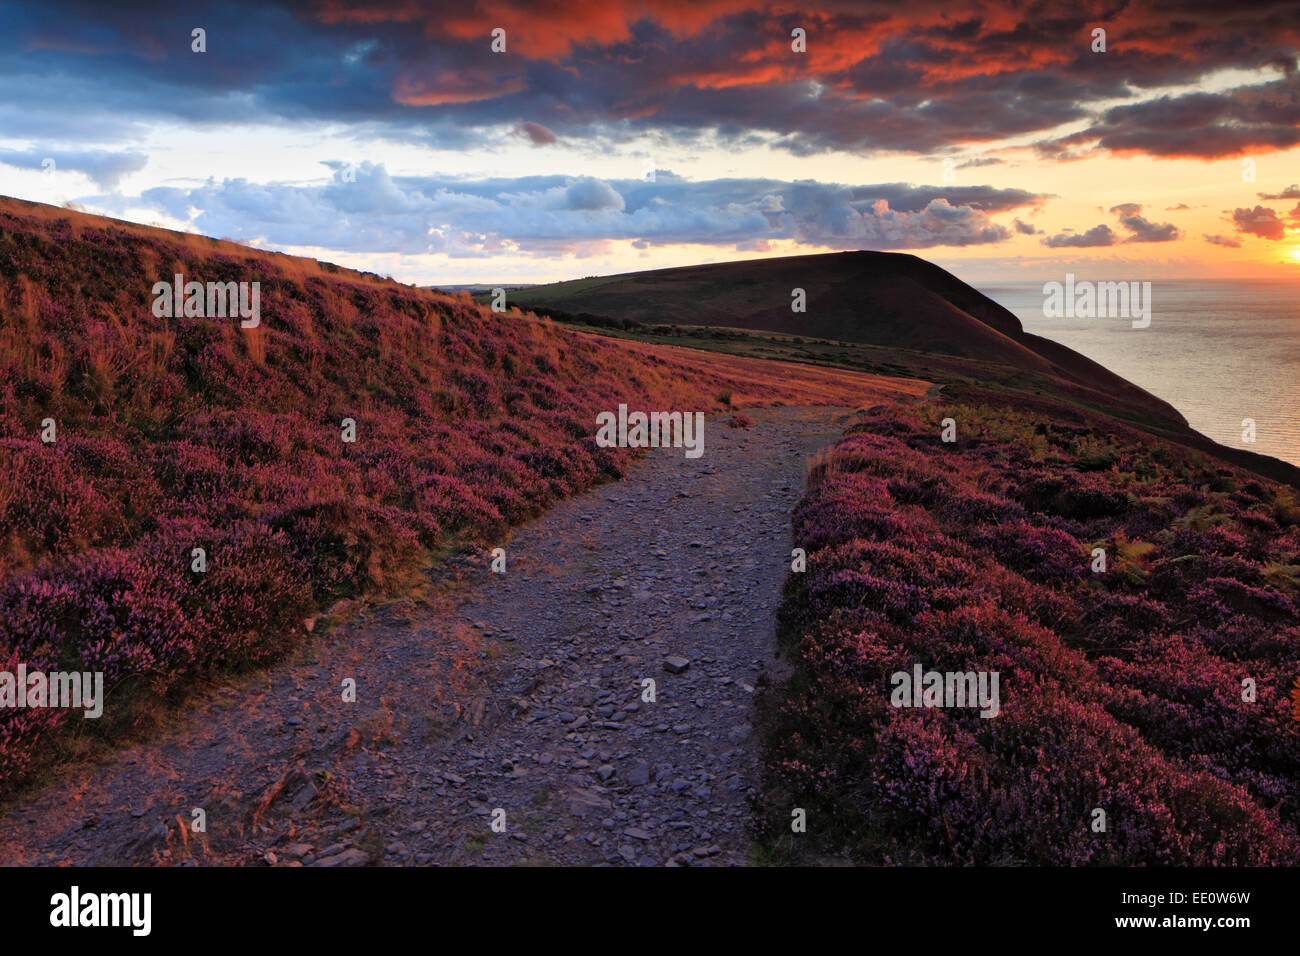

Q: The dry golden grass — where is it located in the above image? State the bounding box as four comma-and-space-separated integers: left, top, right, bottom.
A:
586, 333, 930, 409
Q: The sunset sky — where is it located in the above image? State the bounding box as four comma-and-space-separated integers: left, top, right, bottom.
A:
1, 0, 1298, 285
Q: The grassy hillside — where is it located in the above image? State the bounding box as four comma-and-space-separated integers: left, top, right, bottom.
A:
498, 251, 1190, 432
499, 281, 1300, 489
0, 197, 920, 792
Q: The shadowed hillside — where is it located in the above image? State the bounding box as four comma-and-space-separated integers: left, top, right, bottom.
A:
505, 251, 1300, 488
505, 251, 1186, 428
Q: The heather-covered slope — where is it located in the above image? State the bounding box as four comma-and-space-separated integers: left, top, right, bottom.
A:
0, 406, 848, 867
0, 196, 922, 791
758, 399, 1300, 865
504, 251, 1187, 430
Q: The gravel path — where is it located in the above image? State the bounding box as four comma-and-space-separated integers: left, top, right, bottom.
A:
0, 405, 854, 867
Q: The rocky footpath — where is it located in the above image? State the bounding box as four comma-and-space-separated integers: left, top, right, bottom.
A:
0, 405, 854, 867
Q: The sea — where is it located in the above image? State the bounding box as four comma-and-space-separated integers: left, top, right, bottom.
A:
978, 279, 1300, 468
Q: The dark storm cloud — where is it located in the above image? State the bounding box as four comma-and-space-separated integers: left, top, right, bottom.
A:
1, 0, 1297, 160
1040, 75, 1300, 159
